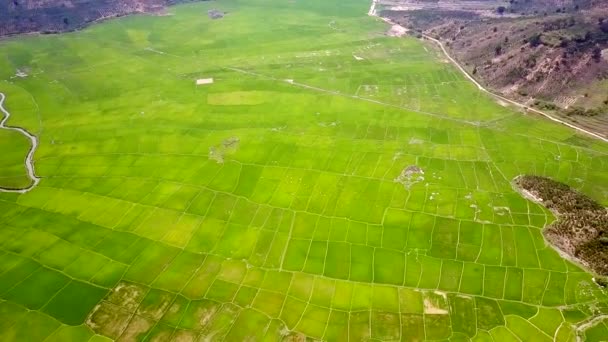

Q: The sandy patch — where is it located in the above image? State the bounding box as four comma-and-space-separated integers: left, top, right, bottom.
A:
86, 302, 133, 339
196, 78, 214, 85
497, 99, 509, 107
172, 330, 198, 342
207, 91, 272, 106
386, 24, 408, 37
423, 298, 448, 315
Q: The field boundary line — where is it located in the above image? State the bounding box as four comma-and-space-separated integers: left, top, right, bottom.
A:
367, 1, 608, 143
224, 67, 482, 126
0, 92, 40, 193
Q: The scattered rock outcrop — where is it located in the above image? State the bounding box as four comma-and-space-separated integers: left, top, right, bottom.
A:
394, 165, 424, 189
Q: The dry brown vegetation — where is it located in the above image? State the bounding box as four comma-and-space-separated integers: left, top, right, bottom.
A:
514, 175, 608, 277
381, 0, 608, 136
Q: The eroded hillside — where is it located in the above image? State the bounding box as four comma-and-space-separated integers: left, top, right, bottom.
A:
380, 0, 608, 137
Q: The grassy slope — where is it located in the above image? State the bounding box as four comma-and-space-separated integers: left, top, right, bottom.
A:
0, 0, 607, 340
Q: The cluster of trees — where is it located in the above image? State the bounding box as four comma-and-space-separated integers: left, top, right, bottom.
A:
564, 106, 605, 117
538, 18, 608, 62
533, 100, 558, 110
515, 175, 608, 277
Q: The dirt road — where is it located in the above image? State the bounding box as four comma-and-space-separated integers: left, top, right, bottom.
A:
368, 0, 608, 143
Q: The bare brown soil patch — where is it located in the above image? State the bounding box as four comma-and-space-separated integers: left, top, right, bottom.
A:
119, 315, 155, 342
106, 282, 148, 312
87, 302, 133, 339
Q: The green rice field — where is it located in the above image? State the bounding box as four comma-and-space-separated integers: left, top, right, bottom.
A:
1, 0, 608, 340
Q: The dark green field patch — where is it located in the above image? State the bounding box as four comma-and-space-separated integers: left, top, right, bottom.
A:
475, 297, 505, 330
42, 280, 108, 325
4, 267, 70, 310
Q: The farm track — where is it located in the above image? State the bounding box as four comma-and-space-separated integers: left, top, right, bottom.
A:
368, 0, 608, 143
0, 92, 40, 193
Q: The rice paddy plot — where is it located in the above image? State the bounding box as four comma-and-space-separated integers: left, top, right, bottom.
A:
0, 0, 608, 340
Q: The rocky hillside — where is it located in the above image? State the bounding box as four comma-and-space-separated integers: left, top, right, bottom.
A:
433, 8, 607, 107
381, 0, 608, 136
0, 0, 203, 37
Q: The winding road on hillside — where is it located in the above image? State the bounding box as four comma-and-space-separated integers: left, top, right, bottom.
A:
368, 0, 608, 143
0, 92, 40, 193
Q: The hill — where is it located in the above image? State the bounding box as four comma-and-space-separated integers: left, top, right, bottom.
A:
381, 0, 608, 137
0, 0, 203, 37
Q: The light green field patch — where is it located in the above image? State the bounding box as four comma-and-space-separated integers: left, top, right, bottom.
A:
252, 289, 285, 317
160, 213, 203, 248
280, 296, 308, 329
207, 91, 277, 106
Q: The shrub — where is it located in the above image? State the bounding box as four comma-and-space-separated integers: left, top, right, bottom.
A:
529, 34, 542, 47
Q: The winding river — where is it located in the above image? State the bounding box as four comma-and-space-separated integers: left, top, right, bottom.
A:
0, 92, 40, 193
